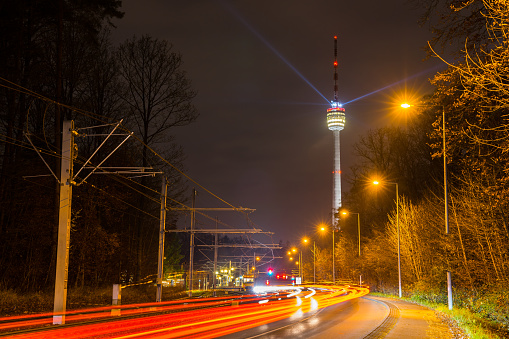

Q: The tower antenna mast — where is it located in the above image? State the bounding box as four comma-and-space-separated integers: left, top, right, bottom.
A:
333, 36, 338, 103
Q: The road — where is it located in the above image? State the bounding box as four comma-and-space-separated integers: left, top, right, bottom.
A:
221, 294, 454, 338
0, 285, 454, 338
222, 295, 388, 338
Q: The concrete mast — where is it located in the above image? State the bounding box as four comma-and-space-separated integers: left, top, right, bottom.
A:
326, 36, 345, 227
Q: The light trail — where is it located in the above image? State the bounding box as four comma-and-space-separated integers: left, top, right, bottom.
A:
0, 295, 251, 332
2, 286, 369, 338
304, 288, 316, 298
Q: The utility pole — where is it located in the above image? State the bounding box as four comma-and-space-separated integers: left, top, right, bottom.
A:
26, 120, 144, 324
156, 177, 167, 302
53, 121, 73, 325
213, 217, 218, 296
188, 189, 196, 297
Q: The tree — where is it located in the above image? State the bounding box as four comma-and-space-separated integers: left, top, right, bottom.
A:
117, 35, 198, 151
0, 0, 123, 292
343, 124, 440, 237
116, 35, 197, 281
414, 0, 487, 57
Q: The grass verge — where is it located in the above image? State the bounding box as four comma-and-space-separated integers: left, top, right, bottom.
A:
370, 292, 508, 339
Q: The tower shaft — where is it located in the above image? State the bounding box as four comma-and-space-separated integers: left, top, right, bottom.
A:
332, 130, 341, 224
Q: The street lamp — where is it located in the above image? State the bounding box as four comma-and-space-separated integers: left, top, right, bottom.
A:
288, 248, 303, 281
341, 211, 360, 256
319, 223, 335, 284
302, 237, 316, 284
342, 210, 362, 287
401, 103, 453, 310
373, 180, 401, 298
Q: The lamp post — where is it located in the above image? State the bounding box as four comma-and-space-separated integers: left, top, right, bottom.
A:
299, 251, 302, 280
289, 248, 303, 281
342, 211, 360, 256
303, 238, 315, 283
401, 103, 453, 310
373, 180, 401, 298
342, 210, 361, 286
313, 241, 316, 283
319, 224, 335, 284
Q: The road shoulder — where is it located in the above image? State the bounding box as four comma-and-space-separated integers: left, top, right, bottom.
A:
367, 296, 465, 338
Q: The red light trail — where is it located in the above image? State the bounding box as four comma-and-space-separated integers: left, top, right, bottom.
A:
1, 285, 369, 338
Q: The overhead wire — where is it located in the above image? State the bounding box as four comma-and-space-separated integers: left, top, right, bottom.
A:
0, 76, 245, 216
2, 76, 276, 260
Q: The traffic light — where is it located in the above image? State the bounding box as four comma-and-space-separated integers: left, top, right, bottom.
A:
267, 268, 274, 276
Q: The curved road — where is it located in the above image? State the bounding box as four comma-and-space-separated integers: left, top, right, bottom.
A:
0, 286, 454, 338
221, 296, 389, 339
221, 295, 454, 339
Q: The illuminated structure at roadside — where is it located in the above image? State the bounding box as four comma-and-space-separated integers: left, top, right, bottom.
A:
326, 36, 346, 226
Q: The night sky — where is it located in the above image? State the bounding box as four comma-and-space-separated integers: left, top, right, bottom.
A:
111, 1, 443, 244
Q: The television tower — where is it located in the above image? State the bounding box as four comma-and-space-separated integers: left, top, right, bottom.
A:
326, 36, 345, 226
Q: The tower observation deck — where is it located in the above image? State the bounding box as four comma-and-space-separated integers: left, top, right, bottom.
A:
327, 36, 345, 226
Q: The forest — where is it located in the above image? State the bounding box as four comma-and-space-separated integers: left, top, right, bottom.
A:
0, 0, 200, 291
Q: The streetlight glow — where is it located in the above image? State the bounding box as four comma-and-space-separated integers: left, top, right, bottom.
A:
317, 222, 335, 284
397, 101, 453, 309
373, 180, 401, 298
302, 236, 315, 284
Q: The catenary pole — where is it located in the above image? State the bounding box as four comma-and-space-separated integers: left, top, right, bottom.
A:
156, 177, 167, 302
53, 121, 73, 325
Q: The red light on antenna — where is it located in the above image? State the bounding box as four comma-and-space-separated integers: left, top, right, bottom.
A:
334, 36, 337, 39
334, 61, 338, 66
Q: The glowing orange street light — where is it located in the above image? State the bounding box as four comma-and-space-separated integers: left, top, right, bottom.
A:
318, 222, 335, 284
342, 210, 362, 287
373, 180, 401, 298
303, 236, 316, 284
341, 210, 361, 256
400, 102, 452, 309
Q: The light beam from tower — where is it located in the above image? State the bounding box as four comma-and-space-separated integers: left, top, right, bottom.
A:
326, 35, 345, 227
